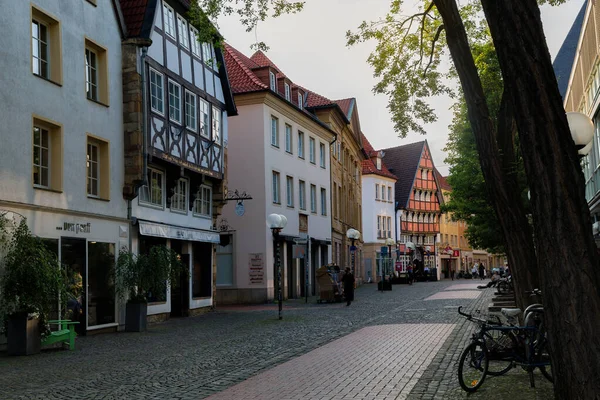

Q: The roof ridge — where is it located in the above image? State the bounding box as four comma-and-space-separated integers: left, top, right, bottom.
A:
224, 44, 268, 90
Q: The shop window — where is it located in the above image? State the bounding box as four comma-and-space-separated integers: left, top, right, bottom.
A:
216, 238, 233, 285
139, 237, 168, 303
87, 242, 116, 327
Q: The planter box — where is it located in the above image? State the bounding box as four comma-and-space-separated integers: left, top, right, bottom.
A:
125, 302, 148, 332
7, 313, 40, 356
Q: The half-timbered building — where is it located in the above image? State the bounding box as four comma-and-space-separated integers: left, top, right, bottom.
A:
381, 141, 442, 273
119, 0, 237, 320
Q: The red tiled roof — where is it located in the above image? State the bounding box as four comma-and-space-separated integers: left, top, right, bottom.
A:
434, 168, 452, 191
361, 134, 397, 180
381, 141, 426, 208
250, 50, 285, 76
119, 0, 149, 37
335, 98, 355, 120
223, 43, 268, 94
305, 89, 335, 108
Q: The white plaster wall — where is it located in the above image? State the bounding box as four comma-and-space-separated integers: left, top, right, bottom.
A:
361, 175, 396, 244
0, 0, 126, 219
222, 101, 333, 292
221, 103, 268, 288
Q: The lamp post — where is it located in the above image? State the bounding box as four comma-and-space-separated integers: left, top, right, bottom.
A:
346, 228, 360, 277
566, 112, 595, 156
267, 213, 287, 320
384, 237, 395, 290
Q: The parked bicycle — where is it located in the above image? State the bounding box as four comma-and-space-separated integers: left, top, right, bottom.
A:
456, 295, 552, 393
497, 274, 513, 294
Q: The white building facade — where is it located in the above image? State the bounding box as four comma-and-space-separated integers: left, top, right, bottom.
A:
0, 0, 128, 335
360, 138, 398, 282
118, 0, 237, 320
219, 45, 334, 304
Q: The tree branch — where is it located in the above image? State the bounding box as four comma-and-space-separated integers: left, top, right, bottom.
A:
423, 24, 445, 76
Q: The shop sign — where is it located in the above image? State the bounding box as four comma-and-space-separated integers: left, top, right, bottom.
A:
57, 222, 91, 234
139, 221, 219, 243
248, 253, 264, 284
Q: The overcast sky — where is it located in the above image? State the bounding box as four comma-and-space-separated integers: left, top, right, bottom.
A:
218, 0, 585, 175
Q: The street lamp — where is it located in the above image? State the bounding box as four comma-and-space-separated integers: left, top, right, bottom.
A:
267, 213, 287, 320
346, 228, 360, 276
566, 112, 594, 154
384, 237, 395, 291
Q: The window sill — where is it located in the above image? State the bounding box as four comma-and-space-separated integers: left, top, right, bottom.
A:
191, 296, 211, 301
287, 205, 294, 209
310, 161, 316, 165
271, 144, 280, 149
34, 186, 62, 194
273, 202, 281, 206
148, 301, 167, 306
139, 201, 164, 210
170, 209, 188, 215
85, 0, 97, 6
298, 156, 305, 160
193, 213, 212, 219
285, 151, 293, 155
33, 73, 62, 87
87, 195, 110, 202
320, 166, 326, 169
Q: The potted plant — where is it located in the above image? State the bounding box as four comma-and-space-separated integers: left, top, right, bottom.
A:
116, 245, 186, 332
0, 216, 67, 356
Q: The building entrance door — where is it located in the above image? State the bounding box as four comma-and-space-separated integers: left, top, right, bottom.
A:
170, 240, 189, 317
61, 237, 87, 335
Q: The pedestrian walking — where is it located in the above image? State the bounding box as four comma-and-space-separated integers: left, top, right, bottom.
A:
342, 267, 355, 306
479, 263, 485, 280
450, 267, 455, 281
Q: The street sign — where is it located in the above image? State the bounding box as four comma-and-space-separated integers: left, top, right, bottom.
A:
350, 245, 357, 252
292, 245, 306, 259
380, 246, 388, 255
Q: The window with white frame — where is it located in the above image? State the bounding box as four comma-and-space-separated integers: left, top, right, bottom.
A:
285, 124, 292, 153
286, 176, 294, 207
284, 83, 290, 100
32, 20, 49, 79
320, 143, 326, 168
377, 216, 382, 238
163, 2, 176, 38
168, 81, 182, 123
271, 116, 279, 147
387, 217, 392, 238
177, 15, 189, 48
309, 137, 316, 163
310, 184, 317, 213
189, 26, 201, 57
194, 186, 211, 217
375, 184, 380, 199
202, 42, 213, 66
87, 142, 99, 197
272, 171, 281, 204
299, 180, 306, 210
388, 187, 392, 202
298, 131, 304, 158
269, 71, 276, 91
212, 106, 221, 143
150, 68, 164, 114
199, 98, 210, 138
33, 126, 50, 188
85, 48, 98, 101
140, 167, 164, 207
381, 185, 386, 201
170, 178, 187, 213
376, 157, 381, 170
185, 91, 197, 131
320, 188, 327, 216
298, 92, 303, 109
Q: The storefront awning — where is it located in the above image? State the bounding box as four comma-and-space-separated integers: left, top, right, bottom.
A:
138, 221, 220, 243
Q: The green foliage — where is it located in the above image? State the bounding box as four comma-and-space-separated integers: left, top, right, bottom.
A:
188, 0, 304, 51
115, 246, 187, 304
0, 215, 68, 336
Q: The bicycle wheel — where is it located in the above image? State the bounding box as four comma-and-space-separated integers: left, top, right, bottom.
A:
498, 281, 511, 294
486, 331, 516, 376
458, 342, 489, 392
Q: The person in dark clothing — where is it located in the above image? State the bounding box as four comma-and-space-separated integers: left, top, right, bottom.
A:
342, 267, 355, 306
479, 263, 485, 280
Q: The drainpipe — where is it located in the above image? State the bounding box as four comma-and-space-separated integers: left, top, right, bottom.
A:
329, 134, 337, 263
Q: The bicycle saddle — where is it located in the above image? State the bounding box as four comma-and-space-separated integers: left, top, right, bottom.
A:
501, 308, 522, 317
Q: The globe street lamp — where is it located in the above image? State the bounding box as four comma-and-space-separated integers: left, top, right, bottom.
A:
267, 213, 287, 320
346, 228, 360, 276
566, 112, 595, 155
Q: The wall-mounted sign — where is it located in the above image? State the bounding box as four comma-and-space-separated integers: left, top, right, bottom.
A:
292, 245, 306, 259
248, 253, 264, 284
57, 222, 91, 234
138, 221, 219, 243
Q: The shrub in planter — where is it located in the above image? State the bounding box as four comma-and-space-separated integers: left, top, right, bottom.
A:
116, 246, 186, 332
0, 216, 68, 355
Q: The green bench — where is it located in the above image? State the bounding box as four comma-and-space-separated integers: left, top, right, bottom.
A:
41, 320, 79, 351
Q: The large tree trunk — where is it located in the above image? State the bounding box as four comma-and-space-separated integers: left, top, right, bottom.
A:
434, 0, 538, 310
481, 0, 600, 398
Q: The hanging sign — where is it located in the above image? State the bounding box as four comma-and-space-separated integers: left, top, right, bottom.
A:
235, 203, 245, 216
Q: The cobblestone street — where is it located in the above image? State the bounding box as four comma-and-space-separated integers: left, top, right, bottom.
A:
0, 280, 552, 399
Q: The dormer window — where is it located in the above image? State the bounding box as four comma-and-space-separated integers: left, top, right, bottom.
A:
376, 157, 382, 170
284, 83, 290, 101
269, 71, 276, 91
298, 92, 303, 110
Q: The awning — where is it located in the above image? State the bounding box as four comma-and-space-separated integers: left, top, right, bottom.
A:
311, 237, 332, 246
138, 220, 220, 243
